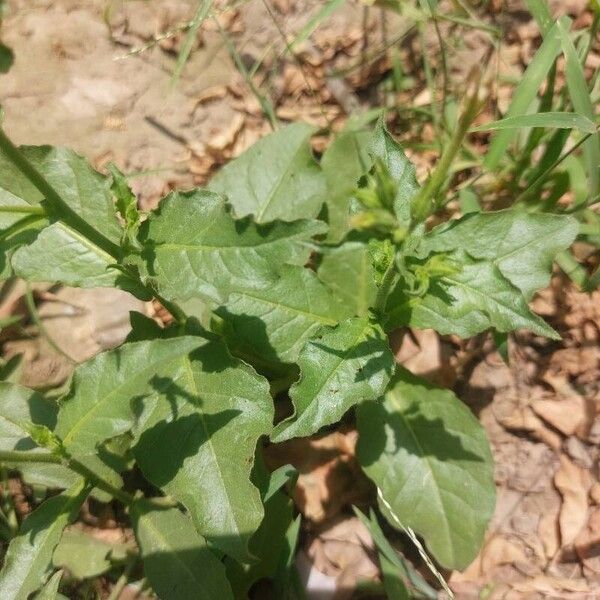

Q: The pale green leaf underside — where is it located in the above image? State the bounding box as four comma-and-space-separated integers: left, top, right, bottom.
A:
34, 570, 63, 600
133, 341, 273, 562
140, 190, 326, 303
132, 503, 233, 600
272, 316, 394, 442
55, 337, 204, 455
0, 481, 89, 600
357, 369, 495, 570
369, 121, 420, 223
52, 531, 128, 580
0, 146, 122, 243
318, 242, 377, 317
320, 128, 373, 242
387, 256, 558, 339
422, 210, 579, 299
0, 381, 57, 451
218, 265, 352, 366
12, 223, 126, 289
209, 122, 326, 223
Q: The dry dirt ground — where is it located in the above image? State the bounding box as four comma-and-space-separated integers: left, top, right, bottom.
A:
1, 1, 599, 599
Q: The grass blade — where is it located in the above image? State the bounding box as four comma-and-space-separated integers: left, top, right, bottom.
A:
524, 0, 553, 34
473, 112, 596, 134
289, 0, 346, 52
483, 17, 568, 170
556, 19, 600, 196
171, 0, 213, 89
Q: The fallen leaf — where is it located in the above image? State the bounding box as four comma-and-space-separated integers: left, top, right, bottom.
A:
554, 456, 592, 547
481, 535, 528, 574
575, 507, 600, 574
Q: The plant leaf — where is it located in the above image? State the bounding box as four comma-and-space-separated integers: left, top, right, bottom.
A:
34, 570, 63, 600
217, 265, 351, 367
0, 381, 57, 450
55, 337, 204, 455
318, 242, 377, 316
12, 222, 143, 293
0, 146, 122, 244
556, 18, 600, 196
386, 255, 559, 338
139, 190, 326, 303
272, 316, 394, 442
225, 480, 294, 598
369, 120, 420, 224
208, 123, 326, 223
133, 340, 273, 562
472, 111, 597, 133
132, 502, 233, 600
0, 481, 89, 600
357, 369, 495, 570
483, 18, 566, 170
421, 209, 579, 299
320, 128, 373, 242
52, 530, 129, 579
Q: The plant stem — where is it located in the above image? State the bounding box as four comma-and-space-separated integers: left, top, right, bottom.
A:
374, 259, 397, 313
107, 560, 136, 600
411, 70, 482, 223
0, 205, 46, 215
0, 450, 177, 509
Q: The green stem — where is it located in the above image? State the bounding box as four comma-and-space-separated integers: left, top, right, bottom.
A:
107, 560, 136, 600
374, 259, 398, 313
411, 72, 482, 222
516, 129, 597, 204
0, 205, 46, 215
0, 450, 177, 509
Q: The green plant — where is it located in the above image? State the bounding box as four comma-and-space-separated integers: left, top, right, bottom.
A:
0, 112, 578, 599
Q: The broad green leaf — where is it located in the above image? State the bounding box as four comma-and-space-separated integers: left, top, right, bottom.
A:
139, 190, 326, 303
217, 265, 351, 367
472, 111, 597, 134
11, 222, 144, 292
13, 455, 123, 505
386, 255, 559, 339
272, 316, 394, 442
52, 530, 129, 579
0, 146, 122, 244
318, 242, 377, 316
0, 481, 89, 600
321, 128, 373, 242
133, 340, 273, 562
369, 121, 420, 224
209, 123, 326, 223
0, 189, 47, 279
0, 381, 57, 450
357, 369, 495, 569
421, 210, 579, 299
483, 18, 566, 170
132, 502, 234, 600
34, 570, 63, 600
55, 337, 204, 455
